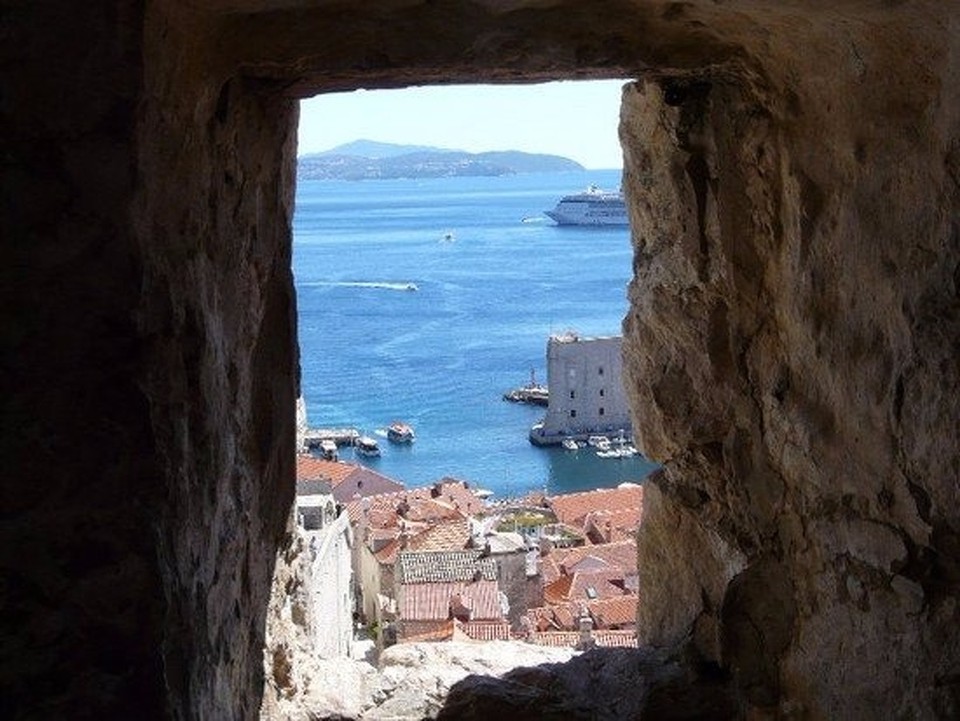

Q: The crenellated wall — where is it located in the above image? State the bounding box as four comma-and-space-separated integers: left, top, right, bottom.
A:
2, 1, 957, 718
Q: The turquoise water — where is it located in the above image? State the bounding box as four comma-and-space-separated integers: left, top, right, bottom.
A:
293, 170, 658, 497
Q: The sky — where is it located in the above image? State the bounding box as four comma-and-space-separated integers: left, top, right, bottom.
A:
297, 79, 631, 170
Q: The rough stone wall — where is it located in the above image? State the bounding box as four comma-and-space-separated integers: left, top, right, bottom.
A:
622, 9, 960, 717
2, 1, 297, 718
1, 1, 167, 717
3, 0, 958, 718
134, 3, 300, 717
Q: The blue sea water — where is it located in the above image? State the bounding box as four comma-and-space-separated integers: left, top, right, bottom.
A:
293, 170, 658, 497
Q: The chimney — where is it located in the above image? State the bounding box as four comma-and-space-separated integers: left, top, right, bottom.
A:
577, 607, 595, 650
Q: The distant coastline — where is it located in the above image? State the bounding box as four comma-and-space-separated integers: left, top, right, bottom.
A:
297, 139, 584, 181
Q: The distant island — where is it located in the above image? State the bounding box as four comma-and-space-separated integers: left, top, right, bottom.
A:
297, 139, 584, 181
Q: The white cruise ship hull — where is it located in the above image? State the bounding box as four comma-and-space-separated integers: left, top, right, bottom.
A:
544, 186, 628, 226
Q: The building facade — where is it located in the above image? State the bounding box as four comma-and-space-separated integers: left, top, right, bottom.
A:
530, 333, 631, 445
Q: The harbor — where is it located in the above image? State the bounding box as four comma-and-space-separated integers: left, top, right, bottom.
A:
302, 427, 361, 449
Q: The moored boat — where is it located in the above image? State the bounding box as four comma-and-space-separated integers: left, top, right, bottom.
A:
355, 436, 381, 457
319, 439, 339, 461
387, 421, 415, 444
503, 369, 549, 406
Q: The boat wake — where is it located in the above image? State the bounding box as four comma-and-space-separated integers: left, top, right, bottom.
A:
305, 280, 419, 292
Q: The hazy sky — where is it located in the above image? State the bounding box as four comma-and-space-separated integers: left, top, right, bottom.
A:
297, 79, 630, 170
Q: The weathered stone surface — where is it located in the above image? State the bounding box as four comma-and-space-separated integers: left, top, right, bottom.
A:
3, 0, 958, 718
621, 9, 960, 715
438, 646, 738, 721
261, 634, 577, 720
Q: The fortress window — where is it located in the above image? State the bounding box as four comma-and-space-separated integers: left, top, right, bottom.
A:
599, 388, 605, 397
598, 366, 604, 375
570, 409, 577, 418
599, 407, 605, 416
570, 390, 576, 400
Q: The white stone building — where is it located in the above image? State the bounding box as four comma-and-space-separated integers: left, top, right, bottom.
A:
529, 333, 631, 445
296, 488, 355, 658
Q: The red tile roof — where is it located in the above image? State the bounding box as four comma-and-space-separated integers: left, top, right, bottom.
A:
399, 619, 455, 643
587, 596, 638, 628
543, 567, 629, 605
345, 481, 484, 527
525, 603, 579, 632
554, 540, 638, 576
399, 580, 503, 622
454, 620, 512, 642
543, 574, 574, 605
523, 630, 638, 649
331, 466, 405, 503
296, 455, 404, 502
547, 485, 644, 533
527, 596, 638, 632
525, 631, 581, 648
407, 517, 471, 552
296, 455, 354, 485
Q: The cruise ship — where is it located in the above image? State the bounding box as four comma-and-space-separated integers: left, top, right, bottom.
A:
544, 185, 628, 226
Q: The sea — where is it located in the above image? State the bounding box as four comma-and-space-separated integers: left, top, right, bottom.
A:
293, 169, 659, 498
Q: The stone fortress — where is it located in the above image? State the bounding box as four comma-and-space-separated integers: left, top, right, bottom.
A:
530, 333, 633, 445
3, 1, 958, 719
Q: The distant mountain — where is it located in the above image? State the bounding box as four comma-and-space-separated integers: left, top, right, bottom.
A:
297, 141, 583, 180
313, 139, 452, 159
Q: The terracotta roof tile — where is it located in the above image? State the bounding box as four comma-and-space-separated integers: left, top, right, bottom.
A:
554, 540, 638, 575
296, 455, 355, 485
543, 574, 574, 605
296, 455, 405, 502
399, 580, 503, 622
331, 466, 405, 503
345, 481, 485, 527
547, 485, 644, 531
454, 620, 512, 642
407, 518, 471, 552
525, 604, 579, 632
587, 596, 638, 628
543, 567, 629, 604
523, 630, 637, 648
374, 538, 401, 565
525, 631, 581, 648
399, 619, 454, 642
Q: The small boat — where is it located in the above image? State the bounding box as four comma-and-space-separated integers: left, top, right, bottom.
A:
588, 436, 612, 451
503, 369, 549, 406
404, 283, 419, 292
319, 439, 338, 461
597, 433, 639, 459
562, 438, 580, 451
355, 436, 381, 457
387, 422, 415, 444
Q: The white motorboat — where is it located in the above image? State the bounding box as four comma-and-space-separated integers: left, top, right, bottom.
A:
319, 439, 338, 461
355, 436, 381, 457
387, 421, 415, 444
